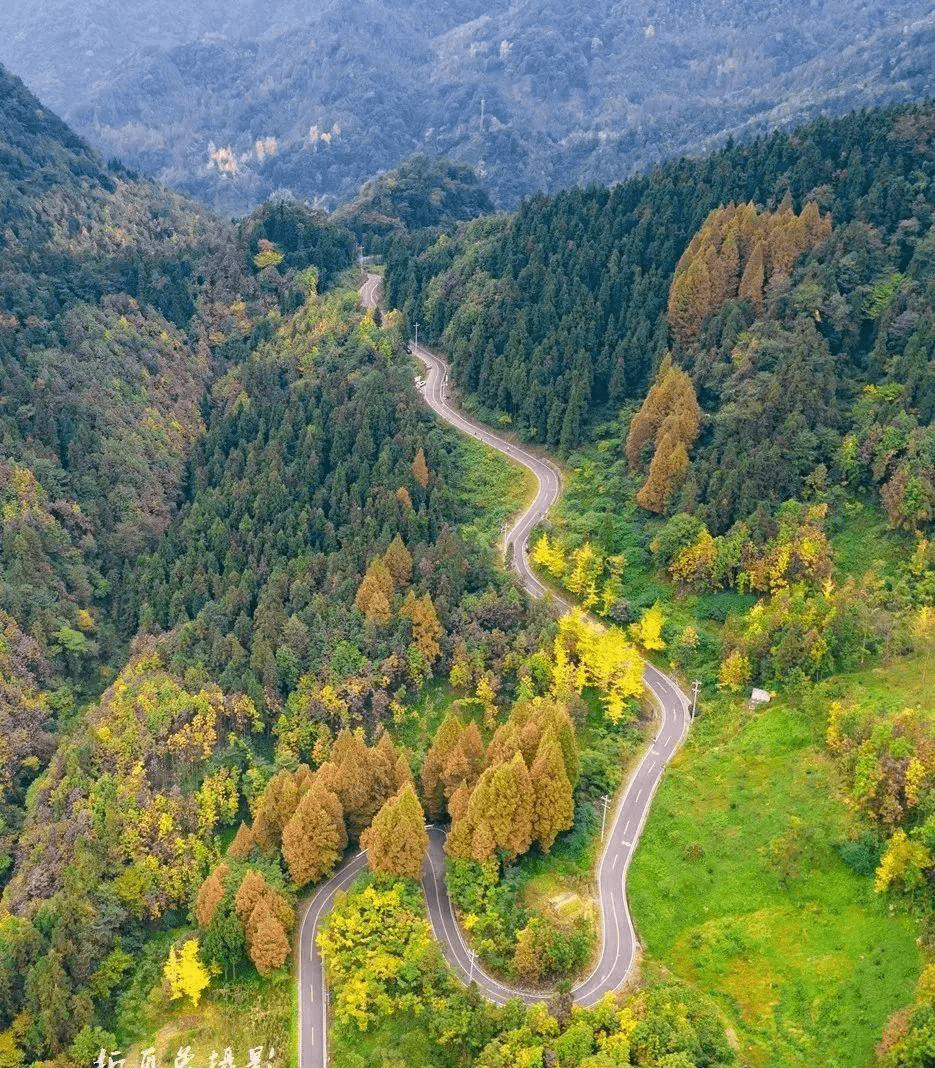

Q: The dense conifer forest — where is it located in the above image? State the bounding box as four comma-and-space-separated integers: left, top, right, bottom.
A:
387, 101, 935, 530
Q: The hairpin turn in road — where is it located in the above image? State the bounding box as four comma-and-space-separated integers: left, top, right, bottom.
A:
296, 278, 692, 1068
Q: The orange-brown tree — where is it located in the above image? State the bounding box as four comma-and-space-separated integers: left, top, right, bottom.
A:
360, 784, 428, 880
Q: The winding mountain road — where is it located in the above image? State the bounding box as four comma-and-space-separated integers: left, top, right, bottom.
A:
297, 277, 692, 1068
411, 338, 692, 1007
412, 339, 563, 600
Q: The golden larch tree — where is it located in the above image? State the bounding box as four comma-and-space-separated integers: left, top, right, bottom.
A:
738, 238, 765, 312
360, 784, 428, 881
317, 729, 380, 841
369, 731, 408, 801
474, 752, 533, 861
251, 766, 310, 850
382, 534, 413, 589
354, 558, 395, 624
227, 821, 254, 860
484, 719, 522, 770
401, 591, 443, 664
234, 869, 270, 926
626, 358, 701, 514
281, 780, 348, 888
412, 447, 429, 488
420, 712, 464, 820
530, 733, 575, 851
195, 863, 229, 928
246, 897, 290, 975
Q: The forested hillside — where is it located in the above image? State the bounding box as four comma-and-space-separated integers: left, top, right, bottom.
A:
0, 273, 558, 1060
0, 62, 577, 1067
388, 102, 935, 530
332, 155, 495, 245
0, 64, 259, 899
1, 64, 243, 686
129, 280, 542, 713
1, 0, 932, 213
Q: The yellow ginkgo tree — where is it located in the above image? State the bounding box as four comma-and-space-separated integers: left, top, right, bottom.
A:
553, 611, 644, 723
164, 939, 213, 1007
631, 603, 666, 651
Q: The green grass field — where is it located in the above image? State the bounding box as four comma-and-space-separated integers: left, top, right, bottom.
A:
828, 498, 904, 585
452, 430, 537, 548
818, 646, 934, 713
628, 689, 920, 1068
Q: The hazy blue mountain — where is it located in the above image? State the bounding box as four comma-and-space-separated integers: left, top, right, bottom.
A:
1, 0, 933, 212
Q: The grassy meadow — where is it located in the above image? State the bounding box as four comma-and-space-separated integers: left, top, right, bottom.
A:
451, 427, 537, 549
628, 687, 921, 1067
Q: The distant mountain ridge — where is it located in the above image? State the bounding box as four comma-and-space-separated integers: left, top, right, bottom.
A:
1, 0, 933, 214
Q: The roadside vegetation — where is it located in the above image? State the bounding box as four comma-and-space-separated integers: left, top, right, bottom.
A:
511, 427, 931, 1066
451, 432, 536, 549
321, 874, 735, 1068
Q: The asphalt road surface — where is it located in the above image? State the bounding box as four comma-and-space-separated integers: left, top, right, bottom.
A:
422, 825, 544, 1004
572, 661, 689, 1005
298, 850, 368, 1068
411, 336, 692, 1005
358, 271, 381, 311
410, 337, 563, 602
297, 281, 692, 1065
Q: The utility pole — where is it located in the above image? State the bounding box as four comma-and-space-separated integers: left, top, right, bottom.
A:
480, 96, 485, 132
600, 794, 610, 838
468, 947, 476, 984
414, 321, 419, 349
691, 679, 701, 718
358, 242, 364, 274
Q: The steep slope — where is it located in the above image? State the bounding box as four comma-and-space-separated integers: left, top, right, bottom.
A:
0, 62, 272, 920
0, 65, 260, 688
0, 0, 486, 117
1, 0, 931, 212
388, 101, 935, 536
